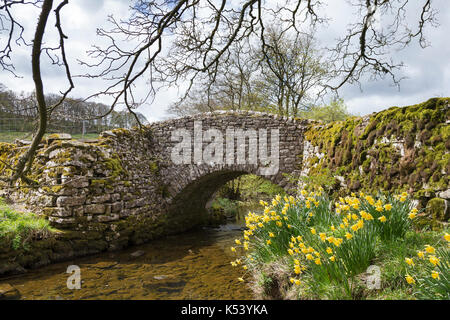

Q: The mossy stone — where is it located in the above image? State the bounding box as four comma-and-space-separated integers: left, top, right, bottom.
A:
426, 198, 448, 222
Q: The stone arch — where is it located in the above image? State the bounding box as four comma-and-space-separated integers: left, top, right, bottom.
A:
164, 166, 289, 231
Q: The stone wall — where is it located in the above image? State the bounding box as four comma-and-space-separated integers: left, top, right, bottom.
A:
299, 97, 449, 229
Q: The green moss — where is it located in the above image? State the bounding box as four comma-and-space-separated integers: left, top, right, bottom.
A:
91, 179, 106, 187
102, 153, 126, 179
426, 198, 448, 222
149, 160, 159, 174
303, 97, 450, 199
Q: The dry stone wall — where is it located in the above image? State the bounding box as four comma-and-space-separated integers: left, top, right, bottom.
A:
300, 97, 449, 229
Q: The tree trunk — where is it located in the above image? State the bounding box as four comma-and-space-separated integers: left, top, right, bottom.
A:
10, 0, 53, 184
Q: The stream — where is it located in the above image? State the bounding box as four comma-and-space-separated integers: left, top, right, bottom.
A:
0, 221, 254, 300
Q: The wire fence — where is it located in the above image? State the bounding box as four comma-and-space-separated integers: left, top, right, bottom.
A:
0, 116, 113, 142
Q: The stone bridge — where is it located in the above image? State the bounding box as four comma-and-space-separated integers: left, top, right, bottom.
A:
1, 111, 309, 251
1, 98, 449, 263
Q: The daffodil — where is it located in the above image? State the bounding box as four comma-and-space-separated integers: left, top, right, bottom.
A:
310, 227, 316, 235
329, 255, 336, 262
405, 275, 415, 285
431, 271, 440, 280
269, 232, 275, 238
326, 247, 333, 254
405, 258, 414, 266
425, 245, 436, 254
378, 215, 387, 223
266, 239, 271, 245
445, 233, 450, 242
408, 212, 416, 219
384, 203, 392, 211
238, 277, 244, 282
345, 232, 353, 240
235, 239, 241, 245
230, 247, 236, 252
314, 258, 321, 265
429, 255, 440, 266
417, 251, 424, 259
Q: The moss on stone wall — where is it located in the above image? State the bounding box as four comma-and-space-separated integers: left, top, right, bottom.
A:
303, 98, 450, 201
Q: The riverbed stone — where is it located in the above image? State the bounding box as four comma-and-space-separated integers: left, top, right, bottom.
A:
0, 284, 20, 300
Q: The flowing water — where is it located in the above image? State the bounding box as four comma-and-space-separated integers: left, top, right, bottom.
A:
0, 222, 254, 300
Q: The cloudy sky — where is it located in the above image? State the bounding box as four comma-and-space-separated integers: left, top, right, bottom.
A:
0, 0, 448, 122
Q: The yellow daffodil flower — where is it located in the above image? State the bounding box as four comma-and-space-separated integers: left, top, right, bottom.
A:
405, 258, 414, 266
425, 245, 436, 254
405, 275, 415, 285
431, 271, 440, 280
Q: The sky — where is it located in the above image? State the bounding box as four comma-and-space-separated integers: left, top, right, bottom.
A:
0, 0, 449, 122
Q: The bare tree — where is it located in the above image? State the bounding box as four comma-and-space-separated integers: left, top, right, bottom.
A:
85, 0, 437, 115
253, 26, 331, 116
0, 0, 73, 185
0, 0, 439, 186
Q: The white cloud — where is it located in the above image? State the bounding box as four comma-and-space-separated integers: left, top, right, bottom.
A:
0, 1, 448, 122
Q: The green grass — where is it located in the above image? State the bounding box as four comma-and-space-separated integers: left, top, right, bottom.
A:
0, 131, 99, 143
0, 198, 55, 250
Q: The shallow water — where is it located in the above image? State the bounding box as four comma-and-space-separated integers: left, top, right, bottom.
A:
0, 223, 253, 300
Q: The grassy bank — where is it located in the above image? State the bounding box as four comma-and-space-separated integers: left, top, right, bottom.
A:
230, 188, 449, 299
0, 198, 55, 250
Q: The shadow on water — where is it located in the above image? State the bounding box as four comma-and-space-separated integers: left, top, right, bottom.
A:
0, 221, 253, 300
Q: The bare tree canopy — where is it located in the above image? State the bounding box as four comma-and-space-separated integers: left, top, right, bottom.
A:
0, 0, 439, 185
84, 0, 437, 114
